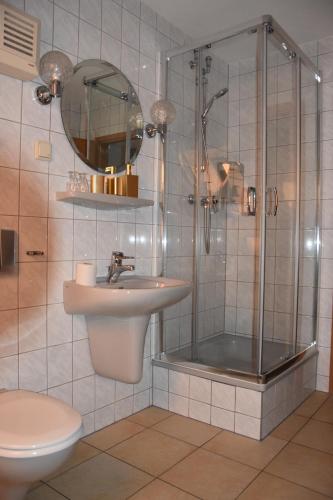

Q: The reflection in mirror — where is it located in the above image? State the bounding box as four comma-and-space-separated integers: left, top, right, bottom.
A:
61, 59, 143, 174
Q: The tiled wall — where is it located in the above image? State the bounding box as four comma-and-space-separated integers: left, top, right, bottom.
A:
316, 35, 333, 391
163, 47, 229, 350
225, 52, 258, 338
0, 0, 188, 435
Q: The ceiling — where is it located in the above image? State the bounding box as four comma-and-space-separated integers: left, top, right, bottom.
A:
143, 0, 333, 45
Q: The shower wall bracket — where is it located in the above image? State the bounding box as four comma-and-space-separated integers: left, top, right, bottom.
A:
247, 186, 256, 216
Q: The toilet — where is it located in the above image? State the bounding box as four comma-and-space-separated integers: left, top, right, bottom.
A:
0, 390, 83, 500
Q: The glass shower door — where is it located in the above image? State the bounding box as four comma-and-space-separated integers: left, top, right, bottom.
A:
261, 30, 299, 373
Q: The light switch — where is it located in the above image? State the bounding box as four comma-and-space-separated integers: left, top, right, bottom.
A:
34, 140, 52, 160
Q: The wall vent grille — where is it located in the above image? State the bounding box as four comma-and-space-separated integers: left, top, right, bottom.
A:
0, 2, 40, 80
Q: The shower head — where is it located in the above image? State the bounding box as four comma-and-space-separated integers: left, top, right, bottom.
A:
202, 87, 228, 121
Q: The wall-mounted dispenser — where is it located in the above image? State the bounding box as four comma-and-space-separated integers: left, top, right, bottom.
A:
0, 2, 40, 80
0, 229, 15, 271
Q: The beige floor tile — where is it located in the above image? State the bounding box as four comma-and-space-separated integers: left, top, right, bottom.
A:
313, 396, 333, 424
26, 484, 68, 499
239, 472, 329, 500
108, 428, 195, 476
294, 391, 328, 418
271, 414, 308, 441
48, 453, 152, 500
130, 479, 199, 499
292, 419, 333, 454
153, 414, 221, 446
45, 441, 101, 480
83, 419, 144, 450
128, 406, 173, 427
161, 448, 259, 500
266, 443, 333, 497
203, 431, 286, 470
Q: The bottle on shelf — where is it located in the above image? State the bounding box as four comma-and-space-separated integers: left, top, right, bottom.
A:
117, 163, 138, 198
105, 166, 117, 195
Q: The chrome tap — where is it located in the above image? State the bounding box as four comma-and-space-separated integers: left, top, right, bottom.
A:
107, 251, 135, 283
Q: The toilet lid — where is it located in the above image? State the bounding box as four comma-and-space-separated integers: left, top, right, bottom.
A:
0, 390, 82, 451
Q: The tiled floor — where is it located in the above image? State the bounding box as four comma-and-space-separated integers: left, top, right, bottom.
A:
27, 391, 333, 500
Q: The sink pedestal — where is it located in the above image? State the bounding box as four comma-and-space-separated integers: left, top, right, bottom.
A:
64, 277, 191, 384
86, 315, 150, 383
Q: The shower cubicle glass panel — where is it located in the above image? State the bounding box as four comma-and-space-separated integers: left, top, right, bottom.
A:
159, 17, 320, 381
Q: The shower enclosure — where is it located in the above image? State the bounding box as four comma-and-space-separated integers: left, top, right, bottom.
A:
156, 15, 321, 383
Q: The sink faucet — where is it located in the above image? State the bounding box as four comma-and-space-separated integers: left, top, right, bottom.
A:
107, 251, 135, 283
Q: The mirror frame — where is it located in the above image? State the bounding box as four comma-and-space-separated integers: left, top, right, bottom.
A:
60, 58, 144, 174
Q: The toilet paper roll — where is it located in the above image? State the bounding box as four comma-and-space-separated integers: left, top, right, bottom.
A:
76, 262, 96, 286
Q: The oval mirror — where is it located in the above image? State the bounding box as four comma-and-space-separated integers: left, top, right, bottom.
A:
61, 59, 143, 174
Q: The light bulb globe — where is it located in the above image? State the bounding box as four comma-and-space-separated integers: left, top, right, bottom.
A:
39, 51, 73, 96
150, 99, 176, 125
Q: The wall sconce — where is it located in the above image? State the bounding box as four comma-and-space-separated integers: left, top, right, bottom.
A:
36, 50, 73, 105
145, 99, 176, 143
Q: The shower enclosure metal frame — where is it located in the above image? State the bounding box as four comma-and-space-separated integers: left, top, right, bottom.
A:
157, 15, 321, 383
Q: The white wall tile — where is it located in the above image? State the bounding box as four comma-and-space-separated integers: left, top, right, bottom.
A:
54, 6, 79, 55
47, 261, 73, 304
79, 20, 101, 59
0, 120, 20, 169
115, 395, 133, 420
169, 393, 189, 416
0, 309, 18, 357
153, 366, 168, 390
48, 381, 73, 406
73, 375, 95, 414
153, 387, 169, 409
211, 406, 235, 431
236, 387, 262, 418
74, 220, 97, 260
19, 217, 47, 262
73, 339, 94, 379
189, 375, 211, 404
189, 399, 211, 423
235, 413, 261, 440
19, 306, 46, 353
48, 218, 73, 261
20, 171, 48, 217
47, 303, 72, 345
26, 0, 53, 44
0, 356, 18, 389
95, 375, 115, 409
80, 0, 101, 28
47, 343, 73, 387
19, 349, 47, 391
19, 262, 47, 308
95, 403, 115, 430
211, 382, 235, 411
169, 370, 189, 397
0, 75, 22, 122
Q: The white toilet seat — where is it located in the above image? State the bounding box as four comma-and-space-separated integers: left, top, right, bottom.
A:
0, 390, 82, 458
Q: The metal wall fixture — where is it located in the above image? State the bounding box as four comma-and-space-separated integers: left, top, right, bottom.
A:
36, 50, 73, 105
247, 186, 256, 215
145, 99, 176, 143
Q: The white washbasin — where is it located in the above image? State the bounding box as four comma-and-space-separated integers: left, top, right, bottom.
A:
63, 275, 192, 383
64, 276, 191, 317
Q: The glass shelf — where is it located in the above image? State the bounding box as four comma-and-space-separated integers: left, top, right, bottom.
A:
56, 191, 154, 210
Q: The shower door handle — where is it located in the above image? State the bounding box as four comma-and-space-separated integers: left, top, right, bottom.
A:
265, 187, 272, 216
273, 187, 278, 216
247, 187, 256, 216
